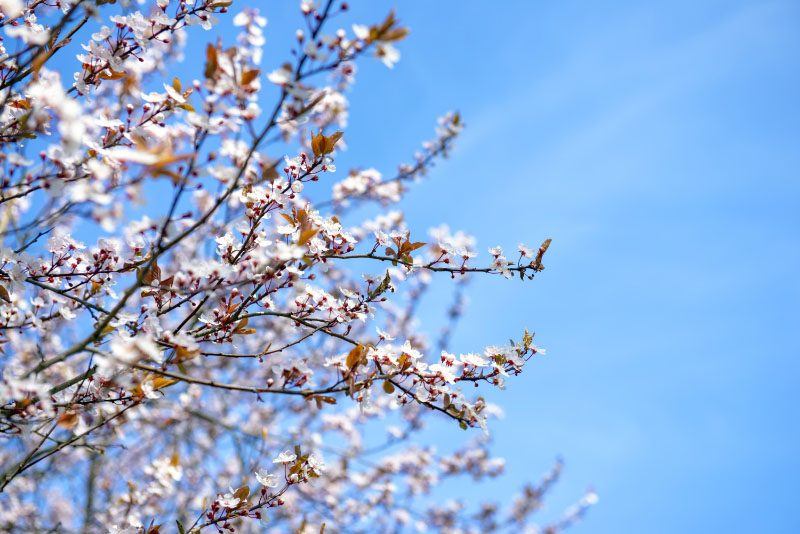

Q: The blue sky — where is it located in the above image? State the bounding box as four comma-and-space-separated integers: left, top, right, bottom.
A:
35, 0, 798, 531
322, 1, 799, 532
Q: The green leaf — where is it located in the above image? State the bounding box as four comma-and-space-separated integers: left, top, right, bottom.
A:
368, 272, 392, 300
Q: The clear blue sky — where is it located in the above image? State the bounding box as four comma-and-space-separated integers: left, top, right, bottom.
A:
314, 1, 799, 532
45, 1, 798, 531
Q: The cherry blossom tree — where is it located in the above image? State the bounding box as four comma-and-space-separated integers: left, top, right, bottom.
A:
0, 1, 596, 533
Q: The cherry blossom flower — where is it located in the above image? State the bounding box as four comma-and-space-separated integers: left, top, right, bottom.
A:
273, 450, 298, 464
255, 468, 279, 488
216, 489, 241, 509
518, 242, 536, 258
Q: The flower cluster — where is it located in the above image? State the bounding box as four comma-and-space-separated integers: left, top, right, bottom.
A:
0, 2, 588, 534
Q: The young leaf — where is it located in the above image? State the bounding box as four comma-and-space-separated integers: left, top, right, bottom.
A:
311, 130, 324, 158
142, 261, 161, 284
57, 411, 79, 430
532, 238, 552, 272
346, 344, 365, 370
232, 485, 250, 505
298, 228, 318, 246
234, 317, 256, 335
322, 131, 344, 155
97, 69, 127, 80
382, 27, 410, 42
150, 376, 179, 390
311, 130, 344, 158
240, 69, 260, 85
205, 44, 218, 79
